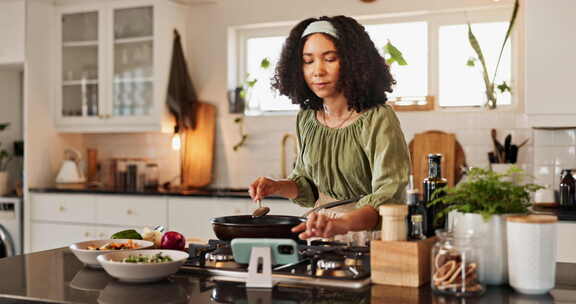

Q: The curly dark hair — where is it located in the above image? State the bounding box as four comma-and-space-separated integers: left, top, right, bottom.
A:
272, 15, 396, 112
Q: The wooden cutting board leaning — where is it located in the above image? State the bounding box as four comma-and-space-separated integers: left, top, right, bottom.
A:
181, 102, 216, 188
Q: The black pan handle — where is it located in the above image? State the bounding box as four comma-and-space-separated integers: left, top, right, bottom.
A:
301, 196, 363, 217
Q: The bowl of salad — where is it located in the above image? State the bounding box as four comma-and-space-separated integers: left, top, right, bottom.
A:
70, 239, 154, 268
96, 250, 189, 283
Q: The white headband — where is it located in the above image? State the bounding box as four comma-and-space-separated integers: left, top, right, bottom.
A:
301, 20, 339, 39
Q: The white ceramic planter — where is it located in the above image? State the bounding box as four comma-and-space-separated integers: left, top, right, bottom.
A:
452, 212, 508, 285
490, 163, 518, 184
0, 171, 7, 196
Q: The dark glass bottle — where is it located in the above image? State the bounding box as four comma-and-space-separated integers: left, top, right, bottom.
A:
559, 169, 575, 209
423, 154, 447, 237
407, 188, 428, 239
409, 215, 426, 241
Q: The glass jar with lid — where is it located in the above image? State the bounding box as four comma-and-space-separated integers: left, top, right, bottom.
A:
144, 163, 159, 191
431, 229, 485, 297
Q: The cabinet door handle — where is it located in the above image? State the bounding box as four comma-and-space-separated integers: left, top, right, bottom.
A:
126, 209, 134, 215
58, 205, 65, 212
84, 232, 91, 237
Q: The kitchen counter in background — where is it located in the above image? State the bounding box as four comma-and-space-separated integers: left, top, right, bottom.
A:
29, 187, 287, 200
0, 247, 574, 303
532, 205, 576, 221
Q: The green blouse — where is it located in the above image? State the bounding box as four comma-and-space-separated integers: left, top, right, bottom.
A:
288, 104, 411, 209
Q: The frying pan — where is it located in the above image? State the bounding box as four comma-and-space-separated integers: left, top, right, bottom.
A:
210, 197, 361, 241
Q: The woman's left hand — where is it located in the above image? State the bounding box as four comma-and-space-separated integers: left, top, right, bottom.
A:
291, 212, 350, 240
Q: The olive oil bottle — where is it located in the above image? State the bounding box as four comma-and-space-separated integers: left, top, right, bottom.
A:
423, 154, 447, 237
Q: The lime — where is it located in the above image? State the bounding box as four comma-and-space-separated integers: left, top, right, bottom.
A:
111, 229, 142, 240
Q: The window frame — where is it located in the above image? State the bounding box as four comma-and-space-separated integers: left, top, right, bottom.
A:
228, 4, 518, 115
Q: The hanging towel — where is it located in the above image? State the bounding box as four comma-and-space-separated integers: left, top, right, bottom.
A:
166, 29, 198, 130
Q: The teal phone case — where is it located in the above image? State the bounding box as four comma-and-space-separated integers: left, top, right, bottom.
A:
231, 238, 299, 265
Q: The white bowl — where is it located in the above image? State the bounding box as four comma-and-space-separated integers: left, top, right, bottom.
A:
97, 250, 189, 283
70, 239, 154, 268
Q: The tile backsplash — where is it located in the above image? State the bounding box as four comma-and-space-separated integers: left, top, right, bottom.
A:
82, 109, 553, 190
84, 133, 181, 187
533, 129, 576, 191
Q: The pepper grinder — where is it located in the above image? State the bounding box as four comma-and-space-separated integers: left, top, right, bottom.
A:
379, 204, 408, 241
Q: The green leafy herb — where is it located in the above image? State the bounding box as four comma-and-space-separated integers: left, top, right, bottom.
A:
428, 167, 543, 221
466, 57, 477, 67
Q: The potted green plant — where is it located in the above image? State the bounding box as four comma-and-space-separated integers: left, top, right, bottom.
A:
428, 166, 543, 285
0, 123, 12, 195
466, 0, 519, 109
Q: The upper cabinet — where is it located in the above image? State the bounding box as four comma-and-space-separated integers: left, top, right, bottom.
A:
525, 0, 576, 128
0, 0, 25, 66
54, 0, 188, 133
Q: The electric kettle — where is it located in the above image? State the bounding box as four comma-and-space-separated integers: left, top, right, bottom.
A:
56, 149, 86, 184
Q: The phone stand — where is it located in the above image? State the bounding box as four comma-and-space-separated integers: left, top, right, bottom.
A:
246, 246, 274, 288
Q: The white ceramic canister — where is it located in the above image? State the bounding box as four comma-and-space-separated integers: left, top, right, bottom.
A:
506, 215, 558, 295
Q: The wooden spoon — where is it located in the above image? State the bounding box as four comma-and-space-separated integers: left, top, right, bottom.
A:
252, 200, 270, 217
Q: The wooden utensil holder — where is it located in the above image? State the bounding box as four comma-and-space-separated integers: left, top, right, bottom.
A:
370, 237, 437, 287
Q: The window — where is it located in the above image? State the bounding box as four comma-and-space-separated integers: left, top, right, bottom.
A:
245, 36, 296, 114
439, 22, 512, 107
231, 6, 515, 114
365, 22, 428, 100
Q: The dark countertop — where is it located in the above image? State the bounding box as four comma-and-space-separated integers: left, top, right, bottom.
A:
29, 187, 288, 200
531, 205, 576, 221
0, 248, 574, 303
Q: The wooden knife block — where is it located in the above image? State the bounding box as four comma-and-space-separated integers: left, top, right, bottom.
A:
370, 237, 437, 287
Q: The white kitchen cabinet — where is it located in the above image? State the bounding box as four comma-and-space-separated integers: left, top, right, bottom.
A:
53, 0, 188, 133
29, 222, 133, 252
30, 222, 96, 252
29, 193, 167, 252
525, 0, 576, 127
96, 195, 168, 227
0, 0, 25, 66
168, 197, 236, 241
30, 193, 97, 223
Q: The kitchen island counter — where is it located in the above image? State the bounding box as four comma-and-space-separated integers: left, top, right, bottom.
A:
0, 248, 574, 303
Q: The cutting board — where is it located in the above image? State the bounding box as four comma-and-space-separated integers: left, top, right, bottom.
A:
181, 102, 216, 188
409, 130, 466, 194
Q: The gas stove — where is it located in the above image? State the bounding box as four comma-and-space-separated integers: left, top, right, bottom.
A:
181, 239, 371, 289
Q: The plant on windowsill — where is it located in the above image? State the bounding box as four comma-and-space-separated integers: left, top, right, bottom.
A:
228, 57, 271, 115
466, 0, 519, 109
230, 57, 271, 151
428, 166, 543, 285
382, 40, 434, 111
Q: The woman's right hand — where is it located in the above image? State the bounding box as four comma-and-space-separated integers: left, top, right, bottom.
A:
249, 177, 280, 202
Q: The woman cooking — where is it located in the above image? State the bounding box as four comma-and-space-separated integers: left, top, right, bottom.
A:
249, 15, 411, 244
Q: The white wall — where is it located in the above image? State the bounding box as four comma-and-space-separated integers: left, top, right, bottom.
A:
0, 70, 23, 191
172, 0, 528, 188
